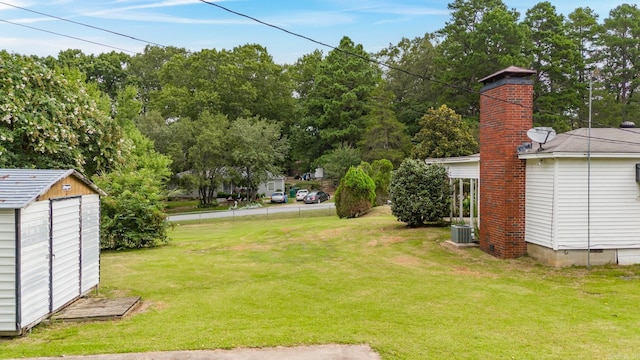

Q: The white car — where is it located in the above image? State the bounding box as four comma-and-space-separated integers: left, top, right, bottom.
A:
295, 189, 309, 201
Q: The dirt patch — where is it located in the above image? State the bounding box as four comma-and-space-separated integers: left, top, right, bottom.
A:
229, 244, 270, 251
366, 236, 405, 247
129, 300, 167, 315
452, 265, 497, 278
391, 255, 422, 266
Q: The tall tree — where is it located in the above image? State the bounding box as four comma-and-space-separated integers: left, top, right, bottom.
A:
297, 36, 382, 164
594, 4, 640, 126
151, 45, 294, 124
524, 1, 581, 132
228, 117, 289, 200
435, 0, 529, 118
186, 112, 229, 206
127, 45, 189, 112
376, 34, 439, 136
566, 7, 601, 128
288, 50, 325, 173
359, 86, 410, 167
48, 49, 131, 100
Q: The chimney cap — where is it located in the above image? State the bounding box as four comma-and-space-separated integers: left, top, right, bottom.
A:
479, 66, 536, 84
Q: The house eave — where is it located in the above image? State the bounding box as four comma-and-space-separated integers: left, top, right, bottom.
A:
425, 154, 480, 165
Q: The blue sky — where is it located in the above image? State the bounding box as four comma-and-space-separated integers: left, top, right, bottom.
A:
0, 0, 630, 64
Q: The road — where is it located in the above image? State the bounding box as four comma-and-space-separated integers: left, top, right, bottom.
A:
167, 202, 335, 222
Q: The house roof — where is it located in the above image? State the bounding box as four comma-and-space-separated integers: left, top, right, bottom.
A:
0, 169, 104, 209
519, 128, 640, 159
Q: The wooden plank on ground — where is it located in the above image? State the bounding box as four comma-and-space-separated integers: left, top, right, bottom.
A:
53, 296, 141, 322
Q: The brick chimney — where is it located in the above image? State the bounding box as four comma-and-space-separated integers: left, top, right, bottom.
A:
478, 66, 535, 258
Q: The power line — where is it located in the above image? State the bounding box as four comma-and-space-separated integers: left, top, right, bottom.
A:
195, 0, 486, 103
197, 0, 640, 147
0, 1, 165, 48
0, 18, 137, 54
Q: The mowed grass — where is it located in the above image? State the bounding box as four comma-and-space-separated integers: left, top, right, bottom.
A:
2, 207, 640, 359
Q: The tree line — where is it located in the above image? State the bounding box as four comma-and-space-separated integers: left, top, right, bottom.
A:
1, 0, 638, 247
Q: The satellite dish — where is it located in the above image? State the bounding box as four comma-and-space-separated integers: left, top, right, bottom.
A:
527, 127, 556, 151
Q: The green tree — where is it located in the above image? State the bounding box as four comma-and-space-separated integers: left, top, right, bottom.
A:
594, 4, 640, 126
376, 34, 439, 136
298, 36, 382, 163
360, 159, 394, 206
288, 50, 325, 173
317, 143, 362, 183
187, 112, 230, 206
359, 86, 410, 167
411, 105, 478, 159
389, 159, 450, 227
524, 2, 581, 132
566, 7, 601, 128
48, 49, 131, 100
151, 45, 294, 124
0, 51, 127, 175
335, 166, 376, 219
127, 45, 189, 111
228, 116, 289, 200
435, 0, 529, 117
94, 85, 172, 250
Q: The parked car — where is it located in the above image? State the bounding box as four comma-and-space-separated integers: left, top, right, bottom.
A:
303, 191, 330, 204
295, 189, 309, 201
270, 192, 288, 203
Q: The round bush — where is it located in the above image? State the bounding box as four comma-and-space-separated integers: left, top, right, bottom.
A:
389, 159, 450, 226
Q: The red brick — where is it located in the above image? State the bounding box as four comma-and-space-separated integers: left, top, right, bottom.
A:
478, 72, 533, 259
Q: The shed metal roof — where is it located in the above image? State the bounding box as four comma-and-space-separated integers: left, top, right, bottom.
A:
0, 169, 104, 209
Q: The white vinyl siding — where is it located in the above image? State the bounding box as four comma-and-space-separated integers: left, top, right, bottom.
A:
51, 198, 81, 311
19, 201, 51, 328
0, 209, 16, 332
554, 158, 640, 250
445, 161, 479, 179
525, 159, 556, 249
81, 195, 100, 293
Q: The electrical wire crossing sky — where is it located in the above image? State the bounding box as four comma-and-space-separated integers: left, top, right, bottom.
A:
0, 0, 628, 64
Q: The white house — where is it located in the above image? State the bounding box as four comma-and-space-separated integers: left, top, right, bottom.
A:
0, 169, 104, 335
519, 127, 640, 266
435, 128, 640, 266
429, 66, 640, 266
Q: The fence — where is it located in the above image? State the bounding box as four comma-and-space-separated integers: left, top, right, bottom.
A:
167, 203, 336, 222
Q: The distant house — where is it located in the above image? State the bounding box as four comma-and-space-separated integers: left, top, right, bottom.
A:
174, 169, 286, 198
429, 66, 640, 266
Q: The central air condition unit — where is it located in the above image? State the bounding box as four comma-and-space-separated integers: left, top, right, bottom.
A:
451, 225, 473, 243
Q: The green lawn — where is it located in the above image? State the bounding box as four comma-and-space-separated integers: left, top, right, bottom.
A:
2, 207, 640, 359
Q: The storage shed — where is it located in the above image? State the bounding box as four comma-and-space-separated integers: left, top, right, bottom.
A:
0, 169, 105, 335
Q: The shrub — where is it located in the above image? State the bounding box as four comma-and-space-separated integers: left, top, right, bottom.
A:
389, 159, 450, 226
95, 169, 171, 250
335, 166, 376, 218
360, 159, 394, 206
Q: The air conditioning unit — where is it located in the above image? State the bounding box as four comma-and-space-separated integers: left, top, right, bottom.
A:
451, 225, 472, 243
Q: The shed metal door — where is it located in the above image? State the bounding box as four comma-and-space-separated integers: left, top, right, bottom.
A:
51, 198, 81, 312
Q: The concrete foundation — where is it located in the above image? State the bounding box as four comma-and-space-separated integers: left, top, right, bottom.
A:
527, 243, 617, 267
